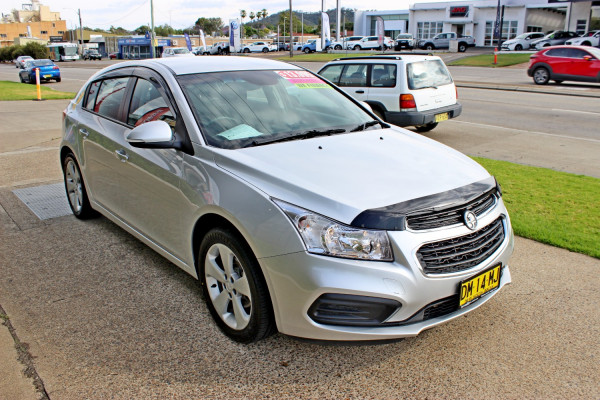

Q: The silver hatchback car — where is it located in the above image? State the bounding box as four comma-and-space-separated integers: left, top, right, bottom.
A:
61, 57, 513, 343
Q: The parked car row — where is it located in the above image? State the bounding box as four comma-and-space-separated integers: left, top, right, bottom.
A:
501, 30, 600, 51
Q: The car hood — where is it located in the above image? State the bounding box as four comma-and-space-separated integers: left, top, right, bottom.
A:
502, 38, 518, 45
212, 127, 490, 225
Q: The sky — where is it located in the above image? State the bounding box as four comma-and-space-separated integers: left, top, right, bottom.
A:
0, 0, 432, 31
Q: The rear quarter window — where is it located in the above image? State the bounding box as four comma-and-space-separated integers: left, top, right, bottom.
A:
319, 64, 344, 84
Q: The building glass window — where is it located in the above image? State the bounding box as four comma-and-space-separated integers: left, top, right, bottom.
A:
527, 26, 543, 33
57, 31, 65, 34
40, 30, 48, 34
417, 22, 443, 39
576, 19, 587, 35
485, 20, 518, 46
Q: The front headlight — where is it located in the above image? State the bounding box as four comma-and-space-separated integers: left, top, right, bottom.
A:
274, 199, 393, 261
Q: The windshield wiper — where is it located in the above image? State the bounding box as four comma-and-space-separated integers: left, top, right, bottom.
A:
251, 128, 346, 146
351, 120, 382, 132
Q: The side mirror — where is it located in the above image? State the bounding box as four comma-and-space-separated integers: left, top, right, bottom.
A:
126, 120, 174, 148
583, 55, 593, 61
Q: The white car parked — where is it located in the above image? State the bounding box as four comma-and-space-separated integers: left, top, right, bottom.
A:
351, 36, 394, 51
241, 41, 272, 53
162, 47, 194, 57
500, 32, 544, 51
565, 30, 600, 47
319, 55, 461, 132
344, 36, 364, 50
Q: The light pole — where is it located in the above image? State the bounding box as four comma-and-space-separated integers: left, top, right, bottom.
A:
283, 16, 287, 45
62, 8, 84, 53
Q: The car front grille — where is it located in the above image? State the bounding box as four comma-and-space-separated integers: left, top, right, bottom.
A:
416, 217, 505, 275
406, 190, 497, 231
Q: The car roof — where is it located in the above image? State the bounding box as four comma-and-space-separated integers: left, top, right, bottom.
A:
97, 56, 304, 76
325, 54, 442, 64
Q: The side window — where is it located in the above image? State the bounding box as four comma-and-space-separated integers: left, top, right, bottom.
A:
319, 65, 344, 84
546, 48, 568, 57
371, 64, 397, 87
127, 78, 175, 127
565, 48, 590, 59
338, 64, 367, 87
94, 77, 129, 120
84, 81, 101, 110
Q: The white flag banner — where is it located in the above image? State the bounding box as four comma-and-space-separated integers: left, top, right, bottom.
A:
321, 12, 331, 42
200, 29, 206, 49
376, 16, 385, 49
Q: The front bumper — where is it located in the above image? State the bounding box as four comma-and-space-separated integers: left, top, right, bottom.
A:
385, 103, 462, 127
260, 201, 514, 341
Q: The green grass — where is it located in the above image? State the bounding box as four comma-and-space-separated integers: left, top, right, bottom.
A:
474, 157, 600, 259
0, 81, 76, 101
449, 53, 531, 67
276, 52, 380, 62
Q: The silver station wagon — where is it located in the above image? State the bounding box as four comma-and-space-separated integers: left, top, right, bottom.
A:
61, 57, 514, 343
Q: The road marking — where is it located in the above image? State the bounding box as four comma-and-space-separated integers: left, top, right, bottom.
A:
0, 147, 57, 157
450, 120, 600, 143
551, 109, 600, 116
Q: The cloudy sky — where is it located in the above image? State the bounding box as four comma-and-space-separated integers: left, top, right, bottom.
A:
1, 0, 432, 31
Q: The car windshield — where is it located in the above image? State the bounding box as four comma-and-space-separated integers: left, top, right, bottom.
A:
397, 34, 412, 39
515, 33, 531, 39
173, 48, 190, 54
407, 60, 453, 90
178, 70, 377, 149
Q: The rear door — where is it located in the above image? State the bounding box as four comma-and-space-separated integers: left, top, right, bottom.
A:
405, 59, 457, 112
566, 48, 600, 78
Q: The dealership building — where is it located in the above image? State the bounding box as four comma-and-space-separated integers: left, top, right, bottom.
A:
354, 0, 599, 46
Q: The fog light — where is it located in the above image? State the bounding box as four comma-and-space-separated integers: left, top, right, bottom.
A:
308, 294, 401, 326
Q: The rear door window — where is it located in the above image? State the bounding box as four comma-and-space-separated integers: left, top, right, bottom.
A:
93, 77, 129, 120
338, 64, 367, 87
371, 64, 396, 87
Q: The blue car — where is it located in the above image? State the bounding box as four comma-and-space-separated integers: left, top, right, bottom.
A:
302, 39, 332, 54
19, 59, 61, 84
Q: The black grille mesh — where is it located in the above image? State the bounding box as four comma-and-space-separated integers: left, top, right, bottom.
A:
406, 190, 496, 230
417, 218, 505, 275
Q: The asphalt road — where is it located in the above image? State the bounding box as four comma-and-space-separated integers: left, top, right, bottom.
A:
1, 60, 599, 399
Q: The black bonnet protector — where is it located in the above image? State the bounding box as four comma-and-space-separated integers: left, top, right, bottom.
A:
351, 176, 498, 231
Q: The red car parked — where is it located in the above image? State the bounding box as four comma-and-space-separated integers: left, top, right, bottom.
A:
527, 45, 600, 85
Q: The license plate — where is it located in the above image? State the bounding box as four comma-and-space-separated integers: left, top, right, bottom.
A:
459, 265, 501, 308
43, 75, 51, 78
435, 112, 449, 122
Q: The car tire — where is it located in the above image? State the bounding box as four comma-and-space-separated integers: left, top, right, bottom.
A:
425, 44, 434, 51
198, 227, 275, 343
56, 77, 61, 82
303, 47, 310, 54
19, 75, 24, 83
533, 67, 550, 85
515, 44, 523, 51
354, 45, 361, 51
262, 48, 268, 53
244, 48, 250, 53
334, 44, 342, 50
458, 43, 467, 52
582, 41, 591, 46
415, 122, 438, 132
62, 153, 98, 219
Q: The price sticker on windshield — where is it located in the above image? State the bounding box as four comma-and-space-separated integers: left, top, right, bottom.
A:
276, 71, 331, 89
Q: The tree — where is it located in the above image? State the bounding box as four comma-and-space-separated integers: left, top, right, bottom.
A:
108, 26, 131, 35
262, 9, 268, 20
194, 17, 224, 36
249, 12, 255, 23
134, 25, 150, 35
256, 11, 262, 20
240, 9, 246, 23
23, 42, 49, 59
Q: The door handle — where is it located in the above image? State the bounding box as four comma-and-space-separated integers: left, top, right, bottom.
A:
79, 128, 89, 138
355, 90, 365, 94
114, 149, 129, 162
